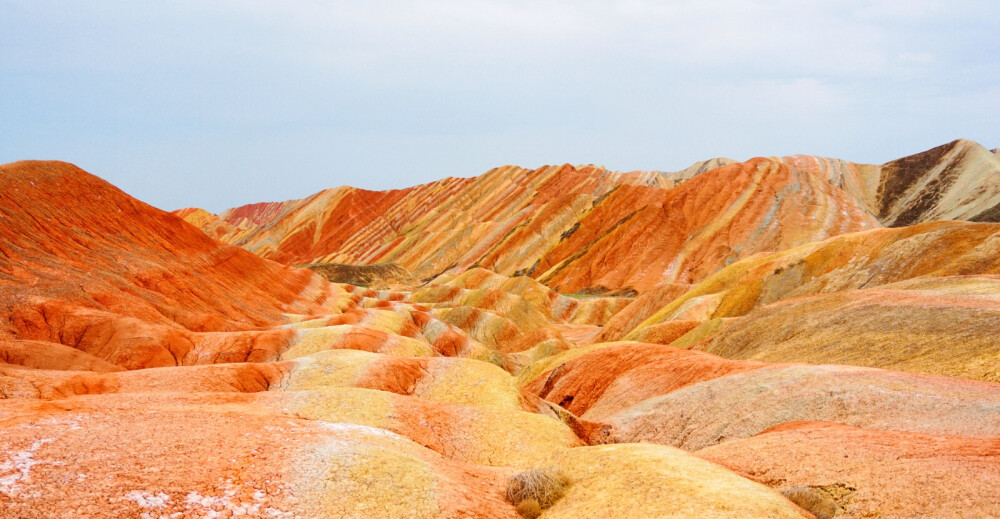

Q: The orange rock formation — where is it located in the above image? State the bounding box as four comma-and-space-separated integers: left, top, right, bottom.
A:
181, 158, 880, 294
4, 141, 1000, 517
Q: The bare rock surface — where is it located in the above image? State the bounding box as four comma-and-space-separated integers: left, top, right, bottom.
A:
4, 147, 1000, 517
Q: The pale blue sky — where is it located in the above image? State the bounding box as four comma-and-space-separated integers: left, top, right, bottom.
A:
2, 1, 997, 211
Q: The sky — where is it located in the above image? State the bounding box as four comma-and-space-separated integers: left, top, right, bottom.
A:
1, 1, 998, 212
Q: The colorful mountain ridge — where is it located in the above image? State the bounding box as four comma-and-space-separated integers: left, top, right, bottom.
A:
2, 139, 999, 518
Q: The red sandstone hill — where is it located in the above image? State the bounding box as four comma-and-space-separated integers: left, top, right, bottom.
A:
0, 160, 335, 369
179, 159, 880, 294
180, 140, 1000, 297
0, 160, 817, 517
0, 161, 327, 326
4, 150, 1000, 517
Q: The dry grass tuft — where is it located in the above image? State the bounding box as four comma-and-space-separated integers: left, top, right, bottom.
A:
505, 467, 570, 517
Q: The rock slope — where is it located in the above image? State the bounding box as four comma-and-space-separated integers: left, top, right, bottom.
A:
181, 159, 880, 294
2, 160, 814, 517
871, 139, 1000, 225
180, 140, 1000, 296
5, 148, 1000, 518
698, 421, 1000, 519
622, 221, 1000, 381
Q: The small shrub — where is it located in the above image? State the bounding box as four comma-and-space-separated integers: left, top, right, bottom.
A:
504, 467, 570, 518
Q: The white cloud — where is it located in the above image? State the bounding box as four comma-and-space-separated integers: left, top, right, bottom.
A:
0, 0, 996, 210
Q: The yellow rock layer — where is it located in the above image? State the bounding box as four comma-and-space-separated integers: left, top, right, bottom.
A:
536, 444, 808, 518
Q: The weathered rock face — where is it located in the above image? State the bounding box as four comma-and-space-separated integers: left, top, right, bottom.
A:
180, 140, 1000, 297
697, 421, 1000, 519
0, 339, 124, 373
778, 140, 1000, 226
0, 161, 325, 330
594, 283, 692, 341
0, 161, 345, 371
0, 160, 812, 517
520, 340, 1000, 446
873, 139, 1000, 225
623, 221, 1000, 381
522, 342, 768, 421
697, 279, 1000, 381
602, 363, 1000, 450
531, 443, 810, 518
182, 158, 880, 294
6, 147, 1000, 518
535, 159, 879, 292
0, 393, 523, 518
657, 157, 738, 187
187, 165, 629, 279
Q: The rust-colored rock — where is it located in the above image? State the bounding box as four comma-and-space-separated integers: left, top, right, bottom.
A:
627, 221, 1000, 381
604, 363, 1000, 450
183, 158, 879, 294
0, 161, 336, 369
595, 283, 691, 341
778, 139, 1000, 226
874, 139, 1000, 225
523, 343, 767, 420
5, 146, 1000, 518
0, 394, 522, 518
698, 421, 1000, 519
0, 340, 123, 372
696, 279, 1000, 381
